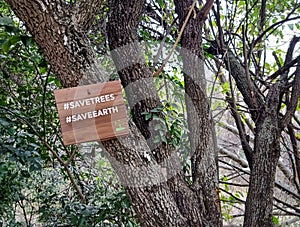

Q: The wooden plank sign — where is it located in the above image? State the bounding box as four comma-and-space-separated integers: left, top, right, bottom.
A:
54, 80, 129, 145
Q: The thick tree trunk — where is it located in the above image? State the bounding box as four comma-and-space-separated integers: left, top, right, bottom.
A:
244, 114, 280, 227
226, 53, 283, 226
174, 1, 222, 226
106, 1, 207, 225
6, 1, 300, 226
223, 41, 300, 225
102, 121, 188, 226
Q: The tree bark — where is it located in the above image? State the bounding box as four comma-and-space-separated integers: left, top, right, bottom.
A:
174, 0, 222, 226
243, 85, 281, 227
8, 0, 300, 226
225, 49, 283, 226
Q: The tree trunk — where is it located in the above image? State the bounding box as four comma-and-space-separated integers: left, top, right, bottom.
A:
174, 0, 222, 226
244, 114, 280, 227
106, 1, 209, 225
225, 51, 283, 226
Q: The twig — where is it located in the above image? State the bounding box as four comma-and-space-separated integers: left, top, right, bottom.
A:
152, 0, 197, 77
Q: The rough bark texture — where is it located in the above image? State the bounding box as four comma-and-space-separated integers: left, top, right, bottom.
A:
174, 0, 222, 226
225, 48, 284, 226
243, 85, 281, 227
107, 0, 163, 149
102, 121, 188, 226
5, 0, 186, 226
225, 50, 264, 122
7, 0, 300, 226
5, 0, 105, 87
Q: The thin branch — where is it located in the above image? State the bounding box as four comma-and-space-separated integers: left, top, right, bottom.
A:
249, 15, 300, 58
219, 188, 245, 204
17, 200, 30, 226
219, 147, 249, 168
140, 24, 164, 39
214, 0, 225, 51
219, 159, 300, 201
274, 197, 300, 214
219, 181, 248, 187
226, 92, 253, 169
282, 36, 300, 80
279, 217, 300, 227
153, 0, 197, 77
287, 124, 300, 192
273, 202, 300, 218
42, 67, 51, 139
243, 25, 258, 112
151, 16, 178, 72
268, 55, 300, 80
65, 148, 78, 166
153, 0, 214, 77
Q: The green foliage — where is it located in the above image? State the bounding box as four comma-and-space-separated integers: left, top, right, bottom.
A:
37, 166, 137, 226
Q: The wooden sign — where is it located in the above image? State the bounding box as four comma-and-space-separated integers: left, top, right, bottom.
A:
54, 80, 129, 145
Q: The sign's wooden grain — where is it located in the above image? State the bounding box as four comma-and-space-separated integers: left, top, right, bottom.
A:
54, 80, 129, 145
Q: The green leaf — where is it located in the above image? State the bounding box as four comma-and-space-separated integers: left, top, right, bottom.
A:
20, 35, 33, 47
161, 135, 167, 143
0, 118, 10, 127
150, 106, 163, 113
1, 35, 21, 52
0, 17, 20, 33
145, 113, 152, 121
288, 24, 294, 30
222, 82, 230, 94
0, 16, 14, 27
272, 216, 279, 225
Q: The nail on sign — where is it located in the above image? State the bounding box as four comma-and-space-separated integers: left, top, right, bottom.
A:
54, 80, 129, 145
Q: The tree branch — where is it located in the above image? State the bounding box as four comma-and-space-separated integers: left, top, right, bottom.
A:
280, 57, 300, 128
268, 55, 300, 80
153, 0, 197, 77
199, 0, 214, 20
249, 14, 300, 58
225, 50, 264, 121
219, 159, 300, 201
219, 147, 248, 168
282, 36, 300, 78
287, 124, 300, 192
174, 0, 222, 225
